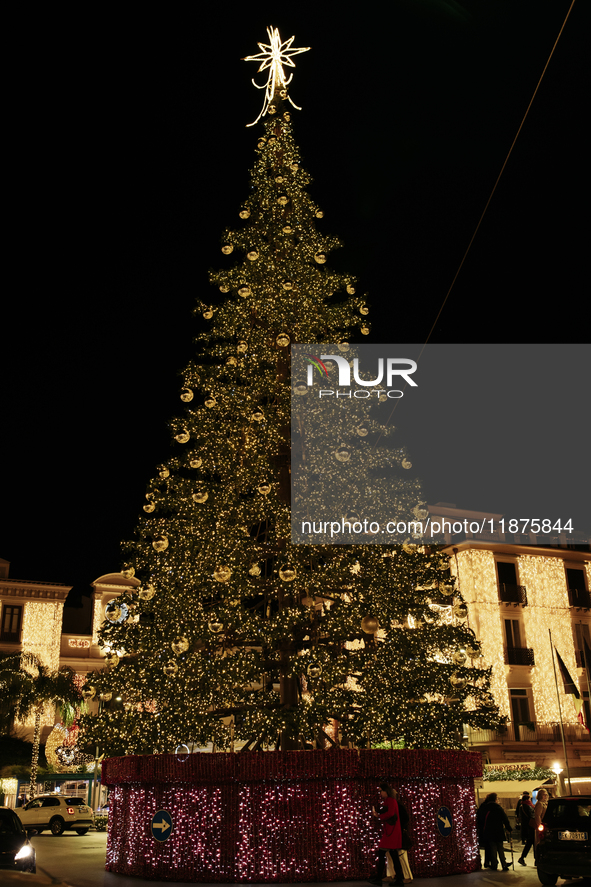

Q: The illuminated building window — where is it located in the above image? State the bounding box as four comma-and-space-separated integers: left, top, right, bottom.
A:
496, 560, 527, 605
509, 688, 533, 737
1, 604, 22, 642
567, 567, 591, 608
504, 618, 535, 666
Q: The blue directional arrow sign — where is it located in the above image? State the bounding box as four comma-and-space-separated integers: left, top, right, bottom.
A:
436, 806, 453, 838
151, 809, 173, 842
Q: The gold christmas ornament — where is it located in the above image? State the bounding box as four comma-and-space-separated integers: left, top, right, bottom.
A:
248, 564, 261, 577
314, 252, 327, 264
359, 304, 369, 315
175, 430, 190, 444
439, 583, 455, 597
279, 565, 297, 582
239, 209, 250, 219
82, 685, 96, 701
257, 483, 271, 495
337, 343, 349, 352
453, 602, 469, 619
453, 650, 467, 666
315, 210, 324, 219
290, 163, 298, 171
356, 423, 369, 437
449, 672, 467, 689
275, 175, 284, 184
104, 652, 120, 670
402, 459, 412, 469
335, 446, 351, 463
213, 565, 232, 583
276, 333, 290, 347
204, 395, 216, 408
277, 195, 288, 206
208, 620, 224, 633
138, 584, 156, 601
171, 636, 190, 655
282, 280, 293, 290
192, 491, 209, 503
226, 356, 238, 366
221, 245, 233, 255
307, 663, 322, 679
163, 660, 179, 677
121, 567, 135, 579
219, 284, 230, 293
238, 285, 251, 297
361, 325, 370, 335
237, 341, 248, 353
251, 410, 265, 422
346, 285, 356, 295
189, 455, 202, 468
361, 615, 379, 633
282, 225, 293, 234
283, 112, 291, 121
466, 645, 482, 659
247, 250, 259, 261
159, 467, 170, 479
152, 535, 169, 552
203, 308, 213, 320
180, 387, 194, 402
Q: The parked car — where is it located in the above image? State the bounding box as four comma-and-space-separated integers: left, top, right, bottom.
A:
0, 806, 36, 873
15, 794, 93, 836
536, 794, 591, 885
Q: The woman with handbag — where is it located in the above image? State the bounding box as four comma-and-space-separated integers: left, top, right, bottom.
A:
369, 782, 404, 887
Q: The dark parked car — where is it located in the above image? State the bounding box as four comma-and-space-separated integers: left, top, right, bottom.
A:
536, 795, 591, 885
0, 806, 36, 874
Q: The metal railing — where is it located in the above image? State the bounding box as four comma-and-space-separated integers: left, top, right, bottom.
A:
498, 583, 528, 605
467, 721, 590, 745
505, 646, 535, 666
568, 587, 591, 608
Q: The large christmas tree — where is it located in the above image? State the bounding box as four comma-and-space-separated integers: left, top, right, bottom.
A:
81, 28, 500, 756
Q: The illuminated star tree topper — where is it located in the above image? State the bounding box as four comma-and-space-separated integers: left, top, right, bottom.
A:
243, 26, 310, 126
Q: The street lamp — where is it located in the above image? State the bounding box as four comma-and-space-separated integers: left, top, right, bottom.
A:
552, 762, 563, 797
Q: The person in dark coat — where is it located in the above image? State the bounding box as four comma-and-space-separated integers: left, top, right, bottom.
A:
517, 792, 535, 866
478, 792, 511, 871
369, 782, 404, 887
477, 793, 495, 868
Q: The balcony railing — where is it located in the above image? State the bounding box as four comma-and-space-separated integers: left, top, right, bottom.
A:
498, 583, 528, 605
467, 721, 590, 745
568, 587, 591, 608
505, 646, 535, 666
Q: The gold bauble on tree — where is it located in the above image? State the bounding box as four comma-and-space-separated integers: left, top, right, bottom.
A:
361, 615, 379, 634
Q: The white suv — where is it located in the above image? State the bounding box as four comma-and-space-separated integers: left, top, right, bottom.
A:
16, 795, 93, 836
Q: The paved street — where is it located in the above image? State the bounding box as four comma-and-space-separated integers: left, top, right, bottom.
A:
28, 832, 577, 887
26, 832, 568, 887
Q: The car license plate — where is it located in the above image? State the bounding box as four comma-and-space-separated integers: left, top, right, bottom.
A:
558, 831, 587, 840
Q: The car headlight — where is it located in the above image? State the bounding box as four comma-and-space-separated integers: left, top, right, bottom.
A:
15, 844, 33, 860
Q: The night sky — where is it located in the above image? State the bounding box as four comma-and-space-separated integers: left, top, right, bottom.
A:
2, 1, 587, 629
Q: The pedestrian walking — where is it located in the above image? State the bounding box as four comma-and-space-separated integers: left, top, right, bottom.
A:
477, 793, 495, 868
369, 782, 404, 887
388, 788, 413, 883
516, 791, 535, 866
477, 792, 511, 871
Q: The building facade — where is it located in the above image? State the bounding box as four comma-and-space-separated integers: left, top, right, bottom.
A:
430, 505, 591, 794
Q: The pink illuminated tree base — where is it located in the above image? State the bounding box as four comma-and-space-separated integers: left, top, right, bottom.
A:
103, 749, 482, 882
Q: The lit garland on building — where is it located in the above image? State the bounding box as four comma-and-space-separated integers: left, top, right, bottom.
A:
452, 550, 510, 717
20, 601, 64, 726
518, 555, 579, 724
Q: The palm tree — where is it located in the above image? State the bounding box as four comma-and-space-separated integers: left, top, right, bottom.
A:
0, 653, 81, 797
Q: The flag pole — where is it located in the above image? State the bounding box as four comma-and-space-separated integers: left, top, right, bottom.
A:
549, 629, 572, 794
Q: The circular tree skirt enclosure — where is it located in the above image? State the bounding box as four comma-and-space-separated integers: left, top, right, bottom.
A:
103, 748, 482, 882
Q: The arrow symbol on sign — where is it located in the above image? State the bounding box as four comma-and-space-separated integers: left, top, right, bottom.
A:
153, 819, 170, 833
438, 815, 451, 829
